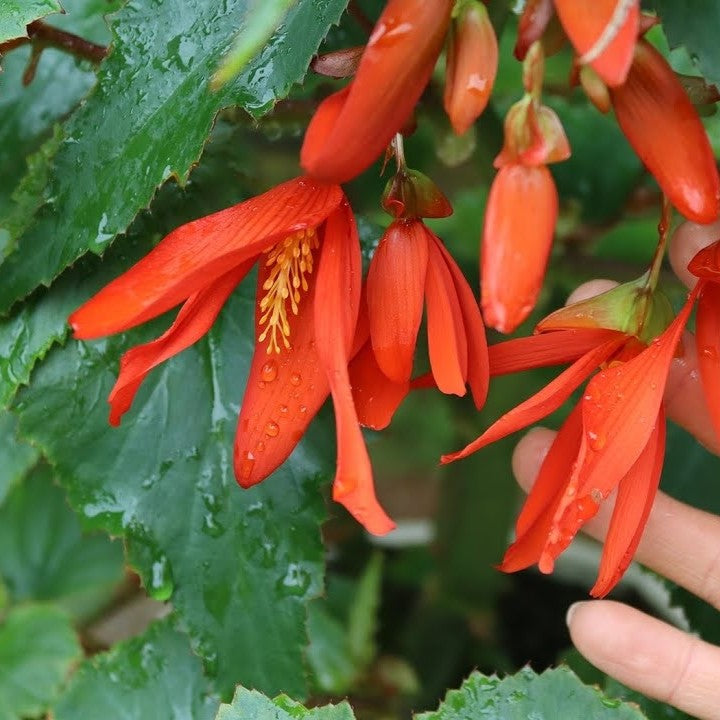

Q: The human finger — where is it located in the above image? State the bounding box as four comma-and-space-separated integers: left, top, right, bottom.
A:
567, 600, 720, 720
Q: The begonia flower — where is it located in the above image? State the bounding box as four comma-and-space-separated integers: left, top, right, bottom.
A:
70, 177, 396, 534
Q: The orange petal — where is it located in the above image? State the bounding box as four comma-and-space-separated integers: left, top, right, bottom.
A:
500, 403, 584, 572
349, 341, 409, 430
695, 282, 720, 444
489, 328, 624, 375
444, 0, 498, 136
610, 40, 720, 223
425, 235, 468, 396
430, 230, 490, 409
514, 0, 554, 61
108, 263, 251, 426
314, 204, 394, 534
591, 412, 665, 597
688, 238, 720, 281
555, 0, 639, 86
442, 335, 624, 463
300, 0, 453, 183
481, 164, 558, 333
70, 178, 344, 339
366, 219, 428, 383
234, 264, 329, 489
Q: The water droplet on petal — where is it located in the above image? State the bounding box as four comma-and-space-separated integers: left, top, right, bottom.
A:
290, 372, 302, 386
261, 360, 278, 382
239, 452, 255, 482
265, 421, 280, 437
279, 404, 289, 415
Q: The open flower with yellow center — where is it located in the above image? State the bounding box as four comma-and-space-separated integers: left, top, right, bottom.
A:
69, 176, 398, 534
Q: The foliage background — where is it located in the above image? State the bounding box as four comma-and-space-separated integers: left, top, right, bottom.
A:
0, 0, 719, 718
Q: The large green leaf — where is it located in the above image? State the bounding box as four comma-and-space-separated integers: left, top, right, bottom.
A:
653, 2, 720, 88
0, 411, 38, 504
0, 464, 124, 621
0, 0, 348, 313
0, 0, 120, 215
0, 604, 81, 720
216, 687, 354, 720
54, 620, 219, 720
14, 277, 329, 697
417, 667, 649, 720
0, 1, 61, 43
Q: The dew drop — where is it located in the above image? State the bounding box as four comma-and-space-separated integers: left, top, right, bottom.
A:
148, 555, 174, 601
256, 441, 266, 452
587, 430, 606, 451
279, 404, 289, 415
265, 421, 280, 437
258, 380, 266, 389
239, 452, 255, 483
261, 360, 278, 382
299, 405, 307, 414
702, 345, 719, 361
290, 372, 302, 386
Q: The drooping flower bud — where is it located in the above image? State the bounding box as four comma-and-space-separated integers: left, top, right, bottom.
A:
382, 169, 453, 219
610, 40, 720, 224
514, 0, 554, 61
443, 0, 498, 136
481, 164, 558, 333
554, 0, 640, 86
579, 65, 611, 113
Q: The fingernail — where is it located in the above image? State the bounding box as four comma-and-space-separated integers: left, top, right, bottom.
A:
566, 601, 586, 627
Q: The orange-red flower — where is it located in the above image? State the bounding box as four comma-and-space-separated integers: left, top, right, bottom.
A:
610, 39, 720, 224
301, 0, 453, 184
366, 218, 489, 406
442, 280, 701, 596
444, 0, 498, 136
69, 177, 395, 535
481, 43, 570, 333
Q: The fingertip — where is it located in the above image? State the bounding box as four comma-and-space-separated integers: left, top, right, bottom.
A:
670, 219, 720, 289
565, 279, 619, 306
511, 427, 556, 493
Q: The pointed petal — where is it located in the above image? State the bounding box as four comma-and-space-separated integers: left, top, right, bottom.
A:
444, 0, 498, 136
70, 178, 344, 339
489, 328, 624, 376
314, 204, 394, 534
610, 40, 720, 223
500, 404, 584, 572
442, 335, 624, 463
481, 165, 558, 333
430, 230, 490, 408
366, 220, 428, 383
555, 0, 639, 86
591, 413, 665, 597
350, 341, 409, 430
695, 282, 720, 445
576, 287, 698, 499
300, 0, 453, 183
425, 235, 468, 396
108, 263, 251, 426
688, 239, 720, 281
234, 264, 329, 489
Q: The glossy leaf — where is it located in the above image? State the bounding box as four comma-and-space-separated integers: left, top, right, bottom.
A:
0, 464, 125, 622
0, 605, 81, 720
215, 687, 354, 720
0, 411, 38, 504
14, 281, 328, 698
417, 667, 649, 720
0, 0, 348, 313
0, 0, 61, 43
53, 620, 219, 720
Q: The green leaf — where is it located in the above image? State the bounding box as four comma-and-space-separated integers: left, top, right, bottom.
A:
0, 411, 38, 505
212, 0, 298, 89
54, 620, 219, 720
0, 0, 119, 215
604, 678, 691, 720
0, 604, 81, 720
0, 0, 61, 43
0, 464, 124, 622
215, 687, 355, 720
347, 552, 382, 668
0, 0, 348, 313
418, 667, 649, 720
14, 279, 329, 698
652, 1, 720, 89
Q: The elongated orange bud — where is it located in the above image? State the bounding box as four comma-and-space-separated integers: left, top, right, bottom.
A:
514, 0, 554, 61
444, 0, 498, 135
611, 40, 720, 224
481, 164, 558, 333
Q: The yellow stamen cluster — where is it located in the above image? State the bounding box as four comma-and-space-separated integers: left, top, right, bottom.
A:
258, 227, 319, 354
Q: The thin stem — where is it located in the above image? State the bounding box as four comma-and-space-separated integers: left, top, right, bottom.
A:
647, 194, 672, 291
392, 132, 407, 171
0, 20, 107, 71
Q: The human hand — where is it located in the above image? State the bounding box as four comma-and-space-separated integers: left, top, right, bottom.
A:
511, 219, 720, 720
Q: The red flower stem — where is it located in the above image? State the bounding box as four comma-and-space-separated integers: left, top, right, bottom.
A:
0, 20, 107, 66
